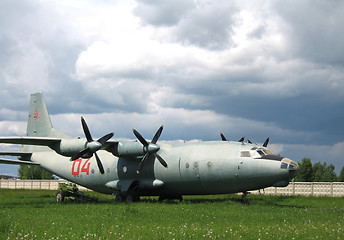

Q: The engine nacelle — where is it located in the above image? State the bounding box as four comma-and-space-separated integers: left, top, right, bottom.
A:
52, 138, 87, 157
116, 141, 145, 157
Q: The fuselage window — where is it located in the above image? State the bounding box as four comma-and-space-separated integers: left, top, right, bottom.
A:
241, 151, 251, 157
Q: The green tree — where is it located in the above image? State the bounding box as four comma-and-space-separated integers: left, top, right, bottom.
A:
312, 162, 337, 182
338, 166, 344, 182
18, 165, 54, 180
294, 158, 313, 182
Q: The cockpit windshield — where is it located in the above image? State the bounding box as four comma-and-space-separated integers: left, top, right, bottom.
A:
240, 147, 278, 159
251, 147, 275, 157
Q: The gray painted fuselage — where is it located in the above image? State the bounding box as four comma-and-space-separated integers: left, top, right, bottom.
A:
32, 140, 295, 196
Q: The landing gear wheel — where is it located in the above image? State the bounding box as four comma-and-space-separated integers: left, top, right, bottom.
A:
56, 191, 65, 203
115, 194, 123, 202
125, 194, 133, 203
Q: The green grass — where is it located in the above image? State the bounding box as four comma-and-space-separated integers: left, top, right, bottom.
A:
0, 189, 343, 239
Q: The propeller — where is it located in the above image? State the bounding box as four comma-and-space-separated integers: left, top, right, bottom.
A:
133, 125, 168, 174
71, 117, 114, 174
220, 132, 227, 141
220, 133, 246, 143
220, 133, 253, 144
263, 137, 270, 147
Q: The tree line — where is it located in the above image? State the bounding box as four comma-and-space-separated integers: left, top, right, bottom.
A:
18, 165, 54, 180
294, 158, 344, 182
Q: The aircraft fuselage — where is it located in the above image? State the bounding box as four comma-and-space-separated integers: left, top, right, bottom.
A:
32, 140, 296, 197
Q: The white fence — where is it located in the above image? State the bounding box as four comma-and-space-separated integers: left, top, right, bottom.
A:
250, 182, 344, 197
1, 180, 344, 197
0, 180, 90, 191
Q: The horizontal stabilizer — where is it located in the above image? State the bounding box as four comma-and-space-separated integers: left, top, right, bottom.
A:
0, 158, 39, 165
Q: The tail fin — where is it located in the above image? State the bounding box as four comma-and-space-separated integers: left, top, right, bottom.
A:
26, 92, 69, 138
26, 92, 53, 137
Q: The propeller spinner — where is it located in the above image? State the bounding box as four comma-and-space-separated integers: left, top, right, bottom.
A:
71, 117, 114, 174
133, 125, 168, 174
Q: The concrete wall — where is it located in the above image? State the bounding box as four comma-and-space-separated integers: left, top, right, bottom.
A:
250, 182, 344, 197
0, 180, 90, 191
1, 180, 344, 197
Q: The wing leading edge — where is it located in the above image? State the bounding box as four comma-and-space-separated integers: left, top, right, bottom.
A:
0, 136, 61, 147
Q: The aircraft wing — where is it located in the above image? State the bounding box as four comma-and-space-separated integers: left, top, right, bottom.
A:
0, 152, 32, 158
0, 136, 61, 147
0, 158, 39, 165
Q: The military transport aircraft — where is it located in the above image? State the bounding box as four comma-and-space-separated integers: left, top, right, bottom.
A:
0, 93, 299, 203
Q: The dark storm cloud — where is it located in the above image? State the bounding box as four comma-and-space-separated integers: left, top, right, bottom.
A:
0, 0, 86, 117
134, 0, 237, 50
273, 0, 344, 66
174, 1, 237, 50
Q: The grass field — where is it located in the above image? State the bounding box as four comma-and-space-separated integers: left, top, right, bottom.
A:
0, 189, 343, 239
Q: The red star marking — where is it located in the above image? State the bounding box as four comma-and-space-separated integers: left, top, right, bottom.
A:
33, 108, 40, 122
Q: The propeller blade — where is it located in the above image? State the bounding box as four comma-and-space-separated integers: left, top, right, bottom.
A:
95, 152, 105, 174
133, 129, 149, 147
152, 125, 163, 144
137, 152, 150, 174
263, 137, 270, 147
155, 153, 168, 168
98, 132, 114, 144
134, 126, 167, 173
71, 147, 90, 161
81, 117, 93, 142
220, 132, 227, 141
239, 136, 245, 142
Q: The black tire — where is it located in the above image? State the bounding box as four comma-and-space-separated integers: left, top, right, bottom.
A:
125, 194, 133, 203
115, 194, 123, 202
56, 191, 65, 203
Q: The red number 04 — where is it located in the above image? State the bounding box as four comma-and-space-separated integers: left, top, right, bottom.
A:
72, 158, 90, 175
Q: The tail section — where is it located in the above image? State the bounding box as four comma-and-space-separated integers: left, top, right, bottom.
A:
26, 92, 53, 137
26, 92, 69, 138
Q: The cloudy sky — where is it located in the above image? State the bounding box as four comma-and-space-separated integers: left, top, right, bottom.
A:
1, 0, 344, 176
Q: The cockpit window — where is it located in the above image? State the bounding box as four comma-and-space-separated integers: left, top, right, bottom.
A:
281, 162, 288, 169
257, 150, 265, 156
241, 151, 251, 157
251, 147, 275, 156
264, 149, 274, 155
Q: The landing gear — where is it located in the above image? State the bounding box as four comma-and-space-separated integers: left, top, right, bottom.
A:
242, 191, 249, 204
115, 193, 140, 203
